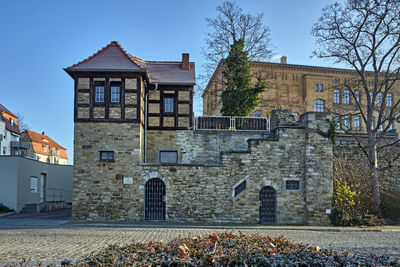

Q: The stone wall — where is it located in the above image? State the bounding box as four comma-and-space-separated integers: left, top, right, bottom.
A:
73, 111, 333, 224
146, 130, 273, 164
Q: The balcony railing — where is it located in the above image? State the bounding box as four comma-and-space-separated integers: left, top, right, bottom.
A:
10, 141, 30, 149
195, 116, 270, 132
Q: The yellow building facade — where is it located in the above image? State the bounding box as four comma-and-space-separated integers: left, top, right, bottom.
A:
203, 57, 400, 138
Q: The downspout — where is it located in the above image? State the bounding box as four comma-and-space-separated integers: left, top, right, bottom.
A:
144, 82, 158, 163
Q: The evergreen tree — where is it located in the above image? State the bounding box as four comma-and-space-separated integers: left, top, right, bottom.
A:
221, 39, 267, 116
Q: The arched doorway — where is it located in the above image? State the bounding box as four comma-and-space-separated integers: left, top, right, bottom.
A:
259, 186, 276, 224
144, 178, 166, 220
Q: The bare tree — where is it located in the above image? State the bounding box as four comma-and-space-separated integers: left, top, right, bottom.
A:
16, 113, 29, 132
312, 0, 400, 213
200, 1, 273, 94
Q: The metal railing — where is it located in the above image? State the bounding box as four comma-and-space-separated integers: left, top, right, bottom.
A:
43, 188, 72, 204
195, 116, 270, 132
10, 141, 30, 149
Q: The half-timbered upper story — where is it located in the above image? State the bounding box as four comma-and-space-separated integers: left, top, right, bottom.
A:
64, 41, 195, 130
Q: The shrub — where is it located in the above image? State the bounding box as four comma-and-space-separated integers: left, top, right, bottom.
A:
0, 203, 13, 213
78, 233, 397, 266
381, 191, 400, 223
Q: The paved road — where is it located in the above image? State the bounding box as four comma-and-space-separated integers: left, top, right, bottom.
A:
0, 210, 399, 265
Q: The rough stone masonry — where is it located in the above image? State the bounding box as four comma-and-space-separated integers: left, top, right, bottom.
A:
73, 110, 333, 225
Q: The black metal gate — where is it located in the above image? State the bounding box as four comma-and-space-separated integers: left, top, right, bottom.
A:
259, 186, 276, 224
144, 178, 166, 220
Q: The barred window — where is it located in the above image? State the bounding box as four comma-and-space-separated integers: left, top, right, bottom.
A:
100, 151, 114, 161
285, 180, 300, 190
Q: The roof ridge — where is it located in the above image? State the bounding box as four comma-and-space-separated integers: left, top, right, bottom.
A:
0, 103, 17, 118
66, 41, 146, 70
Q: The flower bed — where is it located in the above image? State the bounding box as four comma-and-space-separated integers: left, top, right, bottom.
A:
79, 233, 398, 266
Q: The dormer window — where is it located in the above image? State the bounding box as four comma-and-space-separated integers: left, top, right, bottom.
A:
42, 145, 47, 152
10, 119, 15, 127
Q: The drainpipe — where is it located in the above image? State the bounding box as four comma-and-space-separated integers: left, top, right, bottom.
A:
144, 83, 158, 163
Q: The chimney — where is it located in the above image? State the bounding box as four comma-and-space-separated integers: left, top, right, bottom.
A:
42, 131, 45, 135
181, 53, 190, 70
280, 56, 287, 64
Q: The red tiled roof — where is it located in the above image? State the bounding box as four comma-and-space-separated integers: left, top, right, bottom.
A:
65, 41, 196, 85
0, 103, 20, 135
66, 41, 146, 71
0, 103, 17, 118
23, 130, 68, 159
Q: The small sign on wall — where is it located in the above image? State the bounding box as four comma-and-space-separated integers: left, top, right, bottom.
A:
123, 177, 133, 185
325, 209, 332, 214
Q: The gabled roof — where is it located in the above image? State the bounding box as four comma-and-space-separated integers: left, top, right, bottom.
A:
65, 41, 196, 85
23, 130, 68, 159
0, 103, 17, 118
65, 41, 146, 72
146, 61, 196, 85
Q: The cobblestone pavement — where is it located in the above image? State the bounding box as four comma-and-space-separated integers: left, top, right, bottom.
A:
0, 225, 399, 264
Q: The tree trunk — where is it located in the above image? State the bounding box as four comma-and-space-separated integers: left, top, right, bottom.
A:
368, 140, 381, 214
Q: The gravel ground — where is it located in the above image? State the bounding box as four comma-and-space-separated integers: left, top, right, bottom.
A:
0, 226, 399, 264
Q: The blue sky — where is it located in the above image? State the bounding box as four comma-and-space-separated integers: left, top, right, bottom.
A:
0, 0, 335, 162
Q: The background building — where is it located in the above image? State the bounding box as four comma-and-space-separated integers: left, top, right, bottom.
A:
202, 57, 400, 144
21, 130, 68, 165
0, 103, 28, 156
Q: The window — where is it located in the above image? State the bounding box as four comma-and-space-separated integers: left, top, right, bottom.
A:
10, 119, 15, 127
56, 149, 60, 156
111, 87, 120, 103
164, 97, 174, 113
314, 99, 324, 112
315, 83, 323, 92
42, 145, 47, 152
354, 90, 360, 103
334, 115, 341, 130
285, 180, 300, 191
2, 146, 5, 155
30, 177, 38, 193
344, 115, 351, 130
369, 92, 374, 103
344, 90, 350, 104
377, 92, 383, 106
353, 116, 361, 131
333, 89, 341, 104
233, 180, 247, 198
388, 122, 394, 131
160, 151, 178, 163
100, 151, 114, 161
387, 93, 393, 107
95, 86, 104, 103
254, 110, 261, 117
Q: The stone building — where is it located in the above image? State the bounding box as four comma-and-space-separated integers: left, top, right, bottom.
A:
202, 57, 400, 145
65, 41, 333, 225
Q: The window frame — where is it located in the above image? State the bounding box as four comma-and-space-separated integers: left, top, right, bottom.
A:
159, 150, 178, 164
232, 178, 247, 199
164, 95, 175, 113
354, 90, 360, 103
334, 115, 341, 130
387, 93, 393, 107
333, 89, 341, 104
111, 86, 120, 103
377, 92, 383, 106
99, 151, 115, 162
343, 89, 350, 105
284, 180, 300, 191
314, 99, 324, 112
95, 86, 105, 103
344, 115, 351, 131
353, 116, 361, 131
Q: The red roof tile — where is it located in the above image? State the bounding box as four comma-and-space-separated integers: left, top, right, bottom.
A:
23, 130, 68, 159
66, 41, 146, 71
